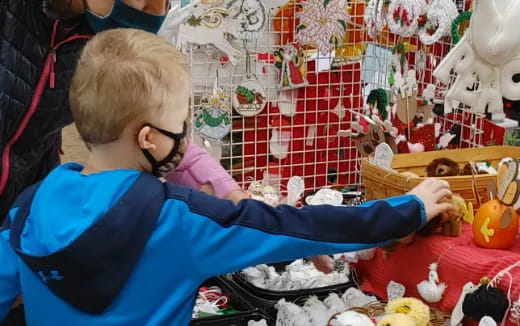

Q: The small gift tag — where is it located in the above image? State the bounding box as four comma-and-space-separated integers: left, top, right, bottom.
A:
233, 52, 267, 116
387, 280, 406, 301
370, 143, 394, 171
274, 42, 308, 90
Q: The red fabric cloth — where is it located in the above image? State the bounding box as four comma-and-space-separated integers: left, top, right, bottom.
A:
355, 223, 520, 325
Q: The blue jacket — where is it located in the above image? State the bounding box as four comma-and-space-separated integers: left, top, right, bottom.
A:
0, 163, 426, 325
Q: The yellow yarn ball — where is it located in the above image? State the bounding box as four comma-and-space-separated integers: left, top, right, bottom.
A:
377, 313, 415, 326
385, 298, 430, 326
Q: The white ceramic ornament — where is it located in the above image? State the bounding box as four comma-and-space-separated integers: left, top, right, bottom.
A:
286, 176, 305, 206
370, 143, 394, 171
176, 4, 242, 65
226, 0, 267, 39
233, 79, 267, 116
330, 311, 375, 326
434, 0, 520, 115
417, 262, 447, 303
194, 88, 232, 141
387, 280, 406, 301
306, 189, 343, 206
479, 316, 497, 326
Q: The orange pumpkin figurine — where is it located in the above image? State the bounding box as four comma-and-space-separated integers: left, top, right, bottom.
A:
473, 160, 520, 249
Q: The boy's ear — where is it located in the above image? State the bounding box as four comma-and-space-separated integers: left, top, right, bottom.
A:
137, 126, 157, 151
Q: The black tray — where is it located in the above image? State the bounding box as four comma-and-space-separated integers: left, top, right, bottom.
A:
191, 276, 269, 326
228, 262, 359, 319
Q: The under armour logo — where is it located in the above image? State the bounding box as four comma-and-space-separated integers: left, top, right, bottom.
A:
38, 270, 64, 283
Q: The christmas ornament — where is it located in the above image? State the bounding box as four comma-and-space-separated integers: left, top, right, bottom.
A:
417, 262, 447, 303
226, 0, 267, 39
337, 115, 386, 157
394, 70, 418, 126
270, 116, 291, 159
295, 0, 351, 55
194, 76, 232, 141
233, 52, 267, 116
364, 0, 386, 39
418, 0, 458, 45
387, 281, 406, 301
176, 4, 242, 65
387, 0, 427, 37
274, 42, 308, 90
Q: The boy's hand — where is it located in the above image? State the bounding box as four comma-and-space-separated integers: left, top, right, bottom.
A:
408, 178, 455, 222
310, 255, 333, 274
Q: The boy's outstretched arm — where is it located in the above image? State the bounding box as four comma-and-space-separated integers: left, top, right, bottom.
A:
167, 179, 452, 279
0, 214, 21, 322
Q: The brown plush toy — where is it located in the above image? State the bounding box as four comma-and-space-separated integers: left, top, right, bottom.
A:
426, 158, 460, 177
460, 163, 490, 176
417, 194, 465, 237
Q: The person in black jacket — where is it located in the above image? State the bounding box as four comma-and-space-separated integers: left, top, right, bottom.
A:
0, 1, 170, 323
0, 0, 173, 223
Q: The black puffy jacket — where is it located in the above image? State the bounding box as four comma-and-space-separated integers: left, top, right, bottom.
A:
0, 0, 92, 220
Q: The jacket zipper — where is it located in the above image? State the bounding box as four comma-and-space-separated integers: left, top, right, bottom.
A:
0, 20, 91, 196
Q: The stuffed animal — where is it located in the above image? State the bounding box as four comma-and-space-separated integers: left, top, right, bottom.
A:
426, 158, 460, 177
417, 194, 465, 237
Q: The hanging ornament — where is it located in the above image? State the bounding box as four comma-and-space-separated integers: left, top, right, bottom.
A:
364, 0, 386, 40
295, 0, 351, 55
269, 116, 292, 160
176, 5, 242, 65
387, 281, 406, 302
226, 0, 267, 39
274, 42, 308, 90
194, 73, 232, 141
387, 0, 427, 37
233, 51, 267, 116
277, 89, 298, 117
417, 262, 447, 303
394, 70, 418, 127
418, 0, 458, 45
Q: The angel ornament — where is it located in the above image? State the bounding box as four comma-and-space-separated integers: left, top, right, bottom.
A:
417, 262, 447, 303
274, 43, 308, 90
194, 88, 232, 141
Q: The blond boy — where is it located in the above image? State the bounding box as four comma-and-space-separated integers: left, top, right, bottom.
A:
0, 29, 453, 325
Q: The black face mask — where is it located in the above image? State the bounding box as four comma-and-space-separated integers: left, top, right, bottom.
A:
141, 122, 187, 178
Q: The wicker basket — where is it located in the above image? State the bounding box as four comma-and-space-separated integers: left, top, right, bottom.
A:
362, 146, 520, 208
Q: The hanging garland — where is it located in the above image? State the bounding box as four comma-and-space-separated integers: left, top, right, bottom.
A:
450, 11, 471, 44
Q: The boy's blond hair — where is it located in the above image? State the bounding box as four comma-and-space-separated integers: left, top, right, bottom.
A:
70, 28, 189, 145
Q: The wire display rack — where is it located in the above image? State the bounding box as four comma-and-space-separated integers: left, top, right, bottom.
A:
184, 0, 483, 194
